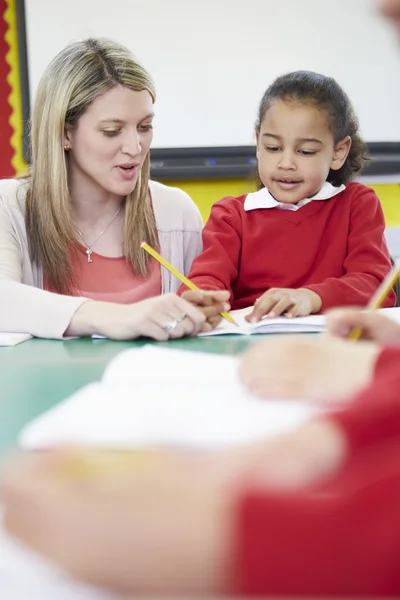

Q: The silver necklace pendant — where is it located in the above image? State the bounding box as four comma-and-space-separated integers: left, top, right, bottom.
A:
76, 204, 123, 264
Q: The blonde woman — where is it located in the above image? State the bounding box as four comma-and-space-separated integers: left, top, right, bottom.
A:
0, 38, 229, 340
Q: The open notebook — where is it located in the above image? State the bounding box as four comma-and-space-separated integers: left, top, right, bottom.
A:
200, 306, 326, 336
201, 306, 400, 336
20, 345, 322, 451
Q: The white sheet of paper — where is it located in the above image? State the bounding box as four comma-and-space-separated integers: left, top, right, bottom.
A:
199, 307, 326, 336
380, 306, 400, 323
19, 345, 321, 451
0, 333, 32, 347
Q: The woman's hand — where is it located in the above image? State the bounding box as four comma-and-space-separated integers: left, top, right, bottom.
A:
245, 288, 322, 322
67, 293, 211, 341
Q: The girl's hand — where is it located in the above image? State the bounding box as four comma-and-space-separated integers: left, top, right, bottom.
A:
245, 288, 322, 322
181, 289, 230, 329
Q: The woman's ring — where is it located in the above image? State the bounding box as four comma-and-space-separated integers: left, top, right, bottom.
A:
163, 313, 188, 332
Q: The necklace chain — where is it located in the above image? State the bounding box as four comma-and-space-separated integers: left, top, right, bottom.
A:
76, 205, 123, 263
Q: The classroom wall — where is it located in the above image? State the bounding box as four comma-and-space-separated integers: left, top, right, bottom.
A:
0, 1, 399, 228
370, 185, 400, 227
24, 0, 400, 147
166, 179, 400, 225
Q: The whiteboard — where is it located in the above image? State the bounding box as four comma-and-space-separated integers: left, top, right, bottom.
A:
24, 0, 400, 148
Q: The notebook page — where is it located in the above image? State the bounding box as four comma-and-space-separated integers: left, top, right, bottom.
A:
199, 307, 326, 336
20, 345, 321, 451
197, 308, 252, 335
379, 306, 400, 323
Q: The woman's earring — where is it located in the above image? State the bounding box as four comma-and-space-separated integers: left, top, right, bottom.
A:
64, 144, 71, 151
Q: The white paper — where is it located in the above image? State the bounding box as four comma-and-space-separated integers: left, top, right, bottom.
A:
19, 345, 321, 451
379, 306, 400, 323
199, 306, 326, 336
0, 333, 32, 347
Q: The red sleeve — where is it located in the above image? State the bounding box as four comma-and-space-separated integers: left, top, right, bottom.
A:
305, 187, 396, 310
233, 344, 400, 596
177, 197, 242, 296
327, 345, 400, 452
234, 441, 400, 596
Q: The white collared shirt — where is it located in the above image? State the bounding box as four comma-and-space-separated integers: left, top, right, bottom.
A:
244, 181, 346, 212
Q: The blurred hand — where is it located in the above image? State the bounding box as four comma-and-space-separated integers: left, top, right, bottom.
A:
2, 449, 237, 595
2, 416, 349, 594
181, 289, 230, 329
238, 335, 380, 402
326, 308, 400, 343
245, 288, 322, 322
68, 293, 210, 341
234, 418, 348, 490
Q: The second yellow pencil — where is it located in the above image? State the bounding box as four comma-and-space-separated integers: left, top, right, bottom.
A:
348, 260, 400, 340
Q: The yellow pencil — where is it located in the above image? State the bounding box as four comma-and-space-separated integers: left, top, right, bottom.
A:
140, 241, 237, 325
58, 450, 158, 482
348, 260, 400, 340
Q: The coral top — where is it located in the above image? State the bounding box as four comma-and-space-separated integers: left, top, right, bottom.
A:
44, 245, 161, 304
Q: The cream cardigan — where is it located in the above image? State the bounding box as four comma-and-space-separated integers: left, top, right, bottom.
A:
0, 178, 203, 338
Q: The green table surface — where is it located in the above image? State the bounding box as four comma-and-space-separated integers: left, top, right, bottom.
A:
0, 335, 262, 461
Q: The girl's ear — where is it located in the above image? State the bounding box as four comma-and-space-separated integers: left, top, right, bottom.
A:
330, 135, 352, 171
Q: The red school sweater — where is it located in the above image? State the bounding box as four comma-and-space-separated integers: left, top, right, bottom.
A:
183, 182, 395, 311
235, 346, 400, 596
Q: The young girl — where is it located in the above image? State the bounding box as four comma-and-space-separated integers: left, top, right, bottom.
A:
182, 71, 395, 320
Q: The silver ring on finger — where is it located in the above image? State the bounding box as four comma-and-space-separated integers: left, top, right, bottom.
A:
163, 313, 187, 333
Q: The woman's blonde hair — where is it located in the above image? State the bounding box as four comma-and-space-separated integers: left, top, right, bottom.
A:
26, 37, 157, 293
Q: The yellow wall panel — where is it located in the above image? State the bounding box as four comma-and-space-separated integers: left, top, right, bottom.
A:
165, 178, 257, 222
369, 184, 400, 227
165, 179, 400, 226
